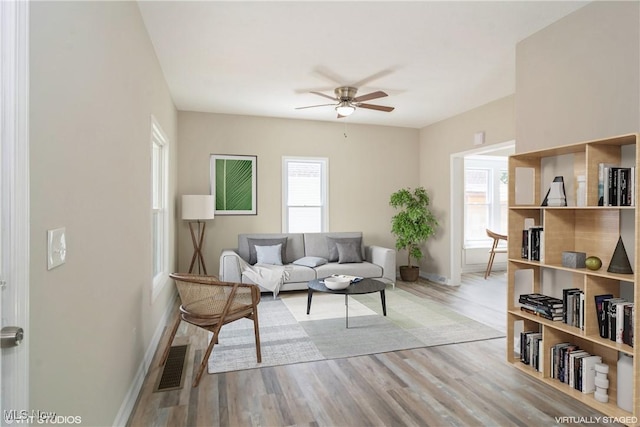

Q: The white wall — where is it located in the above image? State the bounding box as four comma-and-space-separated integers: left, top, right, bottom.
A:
516, 1, 640, 152
177, 112, 419, 276
30, 2, 177, 424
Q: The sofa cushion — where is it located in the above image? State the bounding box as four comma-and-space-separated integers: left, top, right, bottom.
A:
327, 236, 362, 262
293, 256, 328, 267
239, 233, 305, 264
285, 264, 317, 283
336, 242, 363, 263
255, 244, 283, 265
247, 238, 286, 265
242, 263, 316, 285
304, 232, 364, 260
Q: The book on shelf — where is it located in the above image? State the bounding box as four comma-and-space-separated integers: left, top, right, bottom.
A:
521, 223, 544, 262
568, 350, 589, 389
615, 301, 631, 344
520, 305, 563, 321
607, 298, 625, 342
599, 163, 636, 206
594, 294, 614, 338
550, 342, 602, 394
596, 297, 633, 346
519, 293, 564, 321
623, 303, 634, 347
562, 288, 584, 329
519, 331, 542, 370
519, 293, 563, 308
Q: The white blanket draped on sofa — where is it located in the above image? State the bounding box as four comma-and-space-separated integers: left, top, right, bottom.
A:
238, 257, 290, 298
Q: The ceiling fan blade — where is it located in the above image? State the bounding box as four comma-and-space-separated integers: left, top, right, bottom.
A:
295, 103, 336, 110
357, 103, 395, 112
353, 91, 388, 103
351, 69, 394, 88
310, 91, 337, 101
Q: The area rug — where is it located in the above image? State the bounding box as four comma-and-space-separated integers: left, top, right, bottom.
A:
207, 287, 504, 374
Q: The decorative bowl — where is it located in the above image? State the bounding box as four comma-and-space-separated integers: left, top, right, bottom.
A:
323, 276, 351, 290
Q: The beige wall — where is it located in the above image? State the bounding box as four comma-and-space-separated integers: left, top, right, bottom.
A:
516, 1, 640, 152
419, 95, 516, 282
30, 2, 177, 425
177, 112, 419, 276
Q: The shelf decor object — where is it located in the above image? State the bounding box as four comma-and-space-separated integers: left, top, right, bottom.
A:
182, 195, 215, 275
595, 363, 610, 403
608, 237, 633, 274
507, 133, 639, 422
541, 176, 567, 207
562, 251, 586, 269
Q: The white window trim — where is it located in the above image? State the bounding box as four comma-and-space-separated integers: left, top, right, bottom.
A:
282, 156, 329, 233
463, 156, 507, 249
151, 116, 169, 301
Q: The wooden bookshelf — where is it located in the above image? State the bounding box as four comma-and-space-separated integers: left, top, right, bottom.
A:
507, 134, 640, 425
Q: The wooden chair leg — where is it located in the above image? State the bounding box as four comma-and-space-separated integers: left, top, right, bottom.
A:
159, 315, 181, 366
193, 329, 221, 387
484, 252, 496, 279
252, 310, 262, 363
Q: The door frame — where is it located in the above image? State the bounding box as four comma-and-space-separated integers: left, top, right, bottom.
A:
449, 140, 514, 285
1, 0, 30, 415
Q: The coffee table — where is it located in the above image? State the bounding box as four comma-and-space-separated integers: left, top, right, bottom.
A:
306, 278, 387, 328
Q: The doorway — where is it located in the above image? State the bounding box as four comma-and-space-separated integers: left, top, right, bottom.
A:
450, 141, 514, 285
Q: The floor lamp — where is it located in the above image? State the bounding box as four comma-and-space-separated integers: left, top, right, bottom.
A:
182, 195, 215, 275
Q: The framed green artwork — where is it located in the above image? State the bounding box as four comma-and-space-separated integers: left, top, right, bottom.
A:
210, 154, 257, 215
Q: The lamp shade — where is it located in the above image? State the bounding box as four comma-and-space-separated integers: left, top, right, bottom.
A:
335, 101, 355, 116
182, 195, 215, 220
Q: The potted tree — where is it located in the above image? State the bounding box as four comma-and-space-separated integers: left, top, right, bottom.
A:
389, 186, 438, 282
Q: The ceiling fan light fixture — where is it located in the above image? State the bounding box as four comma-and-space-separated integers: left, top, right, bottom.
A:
335, 101, 355, 116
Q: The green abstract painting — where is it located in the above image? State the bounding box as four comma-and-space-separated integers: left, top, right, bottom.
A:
210, 155, 257, 215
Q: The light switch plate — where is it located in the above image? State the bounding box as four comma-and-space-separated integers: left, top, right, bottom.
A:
47, 227, 66, 270
473, 131, 485, 145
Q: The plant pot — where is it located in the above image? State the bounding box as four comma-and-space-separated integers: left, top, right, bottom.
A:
399, 266, 420, 282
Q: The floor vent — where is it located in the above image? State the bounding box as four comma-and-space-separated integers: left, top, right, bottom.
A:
155, 345, 188, 392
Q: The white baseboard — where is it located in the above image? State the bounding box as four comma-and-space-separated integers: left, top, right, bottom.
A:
461, 262, 507, 274
420, 271, 457, 286
113, 293, 177, 426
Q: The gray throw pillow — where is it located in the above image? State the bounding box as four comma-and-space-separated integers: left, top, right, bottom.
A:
326, 236, 362, 262
247, 237, 287, 265
255, 244, 283, 265
293, 256, 328, 267
337, 241, 363, 263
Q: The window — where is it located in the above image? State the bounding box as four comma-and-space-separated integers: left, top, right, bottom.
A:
282, 157, 328, 232
151, 117, 169, 297
464, 156, 507, 248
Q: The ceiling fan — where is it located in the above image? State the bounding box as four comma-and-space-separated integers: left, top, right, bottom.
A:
296, 86, 395, 118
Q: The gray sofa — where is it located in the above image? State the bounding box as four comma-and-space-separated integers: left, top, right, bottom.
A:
219, 232, 396, 292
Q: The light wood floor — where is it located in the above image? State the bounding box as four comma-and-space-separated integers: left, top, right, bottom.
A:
127, 271, 619, 426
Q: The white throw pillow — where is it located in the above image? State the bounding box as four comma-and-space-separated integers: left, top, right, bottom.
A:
255, 243, 283, 265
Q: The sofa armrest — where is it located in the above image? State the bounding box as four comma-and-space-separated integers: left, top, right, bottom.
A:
219, 249, 243, 283
366, 245, 396, 285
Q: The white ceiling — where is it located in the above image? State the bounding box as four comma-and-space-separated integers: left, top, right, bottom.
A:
138, 1, 587, 129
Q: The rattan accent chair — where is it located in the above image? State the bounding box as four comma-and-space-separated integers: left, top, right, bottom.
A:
160, 273, 262, 387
